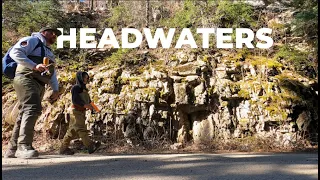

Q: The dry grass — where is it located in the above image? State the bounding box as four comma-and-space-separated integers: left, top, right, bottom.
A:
183, 136, 318, 153
2, 131, 317, 157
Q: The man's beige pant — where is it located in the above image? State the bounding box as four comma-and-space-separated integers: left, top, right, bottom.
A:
9, 75, 45, 149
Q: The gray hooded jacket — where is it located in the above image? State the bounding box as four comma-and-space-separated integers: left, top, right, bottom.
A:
9, 32, 59, 91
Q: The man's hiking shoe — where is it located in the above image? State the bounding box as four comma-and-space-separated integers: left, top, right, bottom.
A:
15, 145, 39, 159
4, 149, 17, 158
88, 141, 101, 154
59, 147, 75, 155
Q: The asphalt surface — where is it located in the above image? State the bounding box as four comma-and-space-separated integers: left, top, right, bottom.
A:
2, 153, 318, 180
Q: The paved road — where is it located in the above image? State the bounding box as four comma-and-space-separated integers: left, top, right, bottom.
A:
2, 153, 318, 180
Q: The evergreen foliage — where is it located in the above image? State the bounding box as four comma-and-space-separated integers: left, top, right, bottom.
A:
213, 0, 256, 28
1, 0, 318, 87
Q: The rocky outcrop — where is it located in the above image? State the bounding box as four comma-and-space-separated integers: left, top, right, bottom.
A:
3, 49, 317, 148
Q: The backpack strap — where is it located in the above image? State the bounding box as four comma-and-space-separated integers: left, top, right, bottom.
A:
26, 38, 46, 64
33, 38, 45, 57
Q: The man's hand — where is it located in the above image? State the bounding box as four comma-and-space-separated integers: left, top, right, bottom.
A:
33, 64, 48, 72
84, 104, 93, 110
49, 91, 60, 103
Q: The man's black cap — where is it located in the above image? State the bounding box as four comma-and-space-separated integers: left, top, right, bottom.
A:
39, 27, 62, 36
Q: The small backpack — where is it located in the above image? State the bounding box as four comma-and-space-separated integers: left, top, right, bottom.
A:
2, 38, 44, 79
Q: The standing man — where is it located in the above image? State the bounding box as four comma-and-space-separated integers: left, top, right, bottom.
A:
4, 27, 62, 159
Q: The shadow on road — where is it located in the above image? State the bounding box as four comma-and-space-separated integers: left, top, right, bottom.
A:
2, 153, 318, 180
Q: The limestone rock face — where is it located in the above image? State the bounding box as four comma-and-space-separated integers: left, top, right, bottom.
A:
192, 113, 215, 144
296, 111, 311, 131
2, 48, 318, 148
173, 83, 188, 105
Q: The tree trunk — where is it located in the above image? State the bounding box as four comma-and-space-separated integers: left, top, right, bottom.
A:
145, 0, 150, 27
